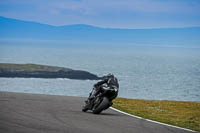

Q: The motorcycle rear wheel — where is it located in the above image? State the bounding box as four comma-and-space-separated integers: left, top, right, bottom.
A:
92, 97, 109, 114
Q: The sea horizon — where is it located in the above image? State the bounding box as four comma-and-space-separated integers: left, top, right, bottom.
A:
1, 44, 200, 101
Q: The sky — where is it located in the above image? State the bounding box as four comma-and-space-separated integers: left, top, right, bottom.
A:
0, 0, 200, 29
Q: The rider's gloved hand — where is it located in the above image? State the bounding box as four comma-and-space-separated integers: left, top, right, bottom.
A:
93, 84, 97, 88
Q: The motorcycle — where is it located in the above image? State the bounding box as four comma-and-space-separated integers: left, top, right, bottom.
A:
82, 85, 116, 114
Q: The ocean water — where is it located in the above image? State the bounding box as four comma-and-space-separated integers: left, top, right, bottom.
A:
0, 45, 200, 101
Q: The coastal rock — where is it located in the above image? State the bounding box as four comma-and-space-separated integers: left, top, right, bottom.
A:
0, 63, 102, 80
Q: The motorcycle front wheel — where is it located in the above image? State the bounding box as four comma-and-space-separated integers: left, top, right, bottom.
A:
82, 105, 88, 112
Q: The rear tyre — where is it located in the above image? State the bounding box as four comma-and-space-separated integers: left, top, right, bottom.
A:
92, 97, 109, 114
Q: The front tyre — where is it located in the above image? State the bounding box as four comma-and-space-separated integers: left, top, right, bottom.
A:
82, 106, 88, 112
92, 97, 109, 114
82, 103, 89, 112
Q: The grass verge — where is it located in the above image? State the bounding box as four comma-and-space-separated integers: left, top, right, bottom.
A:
113, 97, 200, 131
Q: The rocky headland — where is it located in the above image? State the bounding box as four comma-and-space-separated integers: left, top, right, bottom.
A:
0, 63, 102, 80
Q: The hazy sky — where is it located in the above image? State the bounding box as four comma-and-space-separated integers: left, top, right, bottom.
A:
0, 0, 200, 29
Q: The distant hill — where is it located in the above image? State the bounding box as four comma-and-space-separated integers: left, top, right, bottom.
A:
0, 16, 200, 46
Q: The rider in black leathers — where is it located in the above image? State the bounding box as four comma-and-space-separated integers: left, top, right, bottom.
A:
86, 73, 119, 104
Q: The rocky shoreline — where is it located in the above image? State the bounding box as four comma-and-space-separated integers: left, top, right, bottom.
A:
0, 63, 102, 80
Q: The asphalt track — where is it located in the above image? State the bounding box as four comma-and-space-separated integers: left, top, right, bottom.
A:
0, 91, 197, 133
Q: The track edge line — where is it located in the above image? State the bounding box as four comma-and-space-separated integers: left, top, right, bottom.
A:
110, 107, 196, 133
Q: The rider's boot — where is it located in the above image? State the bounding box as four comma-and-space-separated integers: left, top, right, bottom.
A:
85, 87, 100, 104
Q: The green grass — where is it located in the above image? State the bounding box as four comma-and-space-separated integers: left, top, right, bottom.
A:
0, 63, 72, 71
113, 97, 200, 131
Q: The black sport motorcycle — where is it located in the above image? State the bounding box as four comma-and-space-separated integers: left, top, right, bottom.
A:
82, 85, 116, 114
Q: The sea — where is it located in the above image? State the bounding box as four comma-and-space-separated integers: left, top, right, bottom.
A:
0, 44, 200, 101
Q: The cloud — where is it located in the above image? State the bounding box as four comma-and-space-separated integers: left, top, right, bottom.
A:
50, 0, 200, 14
0, 0, 200, 28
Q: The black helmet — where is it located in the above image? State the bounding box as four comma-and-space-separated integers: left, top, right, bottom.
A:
106, 73, 114, 79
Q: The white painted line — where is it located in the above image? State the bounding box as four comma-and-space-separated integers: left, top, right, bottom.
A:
110, 107, 196, 132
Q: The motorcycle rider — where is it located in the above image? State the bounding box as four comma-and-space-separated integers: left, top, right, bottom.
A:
86, 73, 119, 105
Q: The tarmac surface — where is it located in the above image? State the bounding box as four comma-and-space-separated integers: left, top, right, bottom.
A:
0, 91, 196, 133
